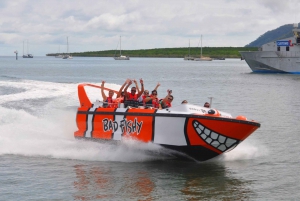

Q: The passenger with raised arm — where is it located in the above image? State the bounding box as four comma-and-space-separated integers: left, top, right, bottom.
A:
139, 82, 160, 104
115, 79, 130, 103
101, 81, 117, 108
123, 78, 144, 101
133, 79, 141, 96
159, 90, 173, 109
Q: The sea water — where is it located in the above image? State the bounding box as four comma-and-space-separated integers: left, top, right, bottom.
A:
1, 56, 300, 200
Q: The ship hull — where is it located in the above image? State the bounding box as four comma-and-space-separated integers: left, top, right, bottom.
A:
23, 54, 33, 58
240, 51, 300, 74
114, 56, 130, 60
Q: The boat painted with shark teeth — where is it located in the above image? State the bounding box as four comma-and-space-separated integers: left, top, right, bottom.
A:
74, 83, 260, 162
240, 23, 300, 74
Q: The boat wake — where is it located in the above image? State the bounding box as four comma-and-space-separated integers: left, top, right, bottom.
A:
0, 105, 178, 162
216, 140, 268, 162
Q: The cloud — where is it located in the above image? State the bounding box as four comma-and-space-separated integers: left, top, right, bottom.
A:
0, 0, 299, 56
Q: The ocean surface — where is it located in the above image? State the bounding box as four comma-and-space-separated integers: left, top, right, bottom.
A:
1, 56, 300, 200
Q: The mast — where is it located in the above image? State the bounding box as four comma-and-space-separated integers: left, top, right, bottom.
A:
200, 35, 202, 58
23, 41, 24, 55
67, 36, 69, 54
27, 40, 29, 55
189, 39, 190, 57
120, 36, 122, 56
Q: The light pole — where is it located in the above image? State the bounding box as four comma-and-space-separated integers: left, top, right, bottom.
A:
14, 50, 18, 60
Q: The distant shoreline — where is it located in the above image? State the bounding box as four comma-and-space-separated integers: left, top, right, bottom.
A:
46, 47, 257, 58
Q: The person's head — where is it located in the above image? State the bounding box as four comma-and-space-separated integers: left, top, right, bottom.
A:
151, 90, 157, 97
144, 90, 149, 96
131, 87, 136, 95
181, 100, 188, 104
108, 90, 114, 97
121, 91, 125, 97
204, 102, 210, 108
167, 95, 173, 103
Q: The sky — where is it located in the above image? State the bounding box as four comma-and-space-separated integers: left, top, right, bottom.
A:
0, 0, 299, 56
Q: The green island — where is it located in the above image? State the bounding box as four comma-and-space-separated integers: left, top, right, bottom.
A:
46, 47, 257, 58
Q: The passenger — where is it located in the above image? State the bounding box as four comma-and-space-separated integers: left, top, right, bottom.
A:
101, 81, 117, 108
144, 89, 159, 108
132, 79, 141, 95
116, 79, 130, 103
123, 78, 144, 102
181, 100, 188, 104
142, 90, 150, 99
138, 82, 160, 103
204, 102, 210, 108
159, 90, 173, 109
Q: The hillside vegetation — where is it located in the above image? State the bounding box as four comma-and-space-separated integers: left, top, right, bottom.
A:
46, 47, 257, 58
47, 23, 299, 57
246, 23, 297, 47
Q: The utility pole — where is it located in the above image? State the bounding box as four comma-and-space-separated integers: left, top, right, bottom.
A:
14, 50, 18, 60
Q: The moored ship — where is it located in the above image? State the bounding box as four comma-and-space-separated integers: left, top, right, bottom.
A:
240, 23, 300, 74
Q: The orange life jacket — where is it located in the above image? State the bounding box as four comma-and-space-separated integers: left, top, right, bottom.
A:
128, 93, 138, 101
145, 95, 159, 108
105, 97, 118, 108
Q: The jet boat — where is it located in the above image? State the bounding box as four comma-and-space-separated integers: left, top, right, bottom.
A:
74, 83, 261, 161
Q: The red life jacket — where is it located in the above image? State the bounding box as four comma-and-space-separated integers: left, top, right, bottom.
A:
166, 102, 172, 107
114, 97, 124, 103
119, 96, 125, 103
105, 97, 118, 108
128, 93, 138, 101
159, 99, 171, 109
152, 98, 159, 108
144, 95, 159, 108
106, 97, 113, 103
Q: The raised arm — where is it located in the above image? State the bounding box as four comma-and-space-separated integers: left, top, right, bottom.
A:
133, 79, 140, 94
123, 79, 132, 99
101, 81, 107, 101
136, 78, 144, 98
117, 79, 130, 98
154, 82, 160, 91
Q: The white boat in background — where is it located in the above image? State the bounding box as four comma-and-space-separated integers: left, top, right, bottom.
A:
62, 36, 73, 59
22, 40, 33, 58
194, 35, 212, 61
23, 54, 33, 58
184, 39, 194, 60
194, 57, 212, 61
113, 36, 130, 60
55, 45, 63, 58
240, 23, 300, 74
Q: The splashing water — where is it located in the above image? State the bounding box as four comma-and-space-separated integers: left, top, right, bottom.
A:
0, 80, 175, 162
